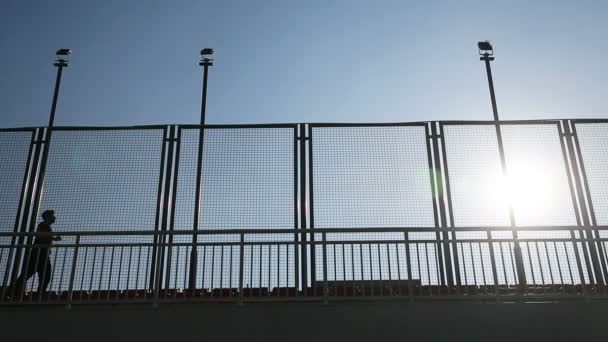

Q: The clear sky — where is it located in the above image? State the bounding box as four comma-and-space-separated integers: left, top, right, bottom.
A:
1, 0, 607, 128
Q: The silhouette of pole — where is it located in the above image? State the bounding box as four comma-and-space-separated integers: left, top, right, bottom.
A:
190, 49, 214, 289
478, 41, 527, 287
49, 63, 66, 127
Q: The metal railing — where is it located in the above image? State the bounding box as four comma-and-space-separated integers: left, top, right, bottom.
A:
2, 119, 608, 305
1, 227, 608, 306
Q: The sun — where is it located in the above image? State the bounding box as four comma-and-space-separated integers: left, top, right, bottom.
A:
487, 157, 560, 226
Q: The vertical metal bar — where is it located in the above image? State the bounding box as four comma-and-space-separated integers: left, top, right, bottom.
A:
238, 233, 244, 305
219, 246, 224, 290
117, 246, 124, 299
47, 64, 64, 128
250, 245, 254, 289
499, 242, 508, 288
525, 242, 535, 287
534, 242, 546, 289
167, 126, 182, 290
149, 127, 168, 289
67, 236, 80, 308
544, 242, 555, 291
107, 247, 115, 301
322, 232, 328, 304
478, 243, 488, 290
404, 232, 413, 300
89, 247, 97, 296
564, 242, 576, 286
293, 125, 300, 292
307, 125, 316, 286
155, 126, 176, 290
228, 245, 233, 291
210, 246, 215, 293
438, 124, 461, 286
428, 123, 449, 286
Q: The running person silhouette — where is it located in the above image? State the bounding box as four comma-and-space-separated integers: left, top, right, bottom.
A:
12, 210, 61, 293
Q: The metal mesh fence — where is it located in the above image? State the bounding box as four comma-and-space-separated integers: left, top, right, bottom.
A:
169, 127, 296, 289
28, 128, 165, 292
1, 121, 607, 300
0, 130, 33, 286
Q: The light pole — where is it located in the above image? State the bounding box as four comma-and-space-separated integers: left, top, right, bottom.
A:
190, 48, 214, 289
478, 41, 527, 287
49, 49, 71, 127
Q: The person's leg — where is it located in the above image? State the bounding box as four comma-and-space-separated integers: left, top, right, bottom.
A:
38, 252, 53, 292
11, 251, 37, 294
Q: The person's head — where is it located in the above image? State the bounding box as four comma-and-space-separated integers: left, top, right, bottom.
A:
41, 210, 55, 224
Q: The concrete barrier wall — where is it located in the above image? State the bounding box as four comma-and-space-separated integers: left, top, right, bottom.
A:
1, 301, 607, 341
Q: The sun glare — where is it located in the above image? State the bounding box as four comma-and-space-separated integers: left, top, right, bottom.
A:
487, 158, 559, 226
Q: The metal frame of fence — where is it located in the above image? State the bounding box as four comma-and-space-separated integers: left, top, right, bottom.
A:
1, 120, 608, 306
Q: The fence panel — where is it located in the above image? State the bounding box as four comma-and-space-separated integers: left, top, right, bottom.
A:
0, 130, 34, 286
27, 128, 165, 293
443, 122, 583, 285
170, 126, 297, 290
310, 124, 435, 284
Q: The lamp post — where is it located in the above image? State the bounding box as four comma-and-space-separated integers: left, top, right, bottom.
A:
189, 48, 214, 289
49, 49, 71, 128
478, 41, 527, 287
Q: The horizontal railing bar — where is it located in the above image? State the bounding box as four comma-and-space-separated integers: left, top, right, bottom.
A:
2, 237, 605, 249
1, 226, 605, 237
2, 119, 586, 133
178, 123, 298, 129
439, 119, 561, 125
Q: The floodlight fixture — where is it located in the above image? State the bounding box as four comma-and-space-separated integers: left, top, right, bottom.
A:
54, 48, 71, 67
199, 48, 214, 66
478, 41, 494, 56
56, 48, 71, 56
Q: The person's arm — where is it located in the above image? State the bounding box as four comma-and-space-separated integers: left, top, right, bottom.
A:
46, 225, 61, 241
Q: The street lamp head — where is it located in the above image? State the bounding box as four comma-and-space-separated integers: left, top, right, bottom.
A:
200, 48, 213, 57
54, 48, 71, 67
56, 48, 71, 57
199, 48, 214, 66
477, 41, 493, 56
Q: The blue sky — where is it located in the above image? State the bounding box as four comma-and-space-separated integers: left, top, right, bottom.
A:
1, 0, 607, 127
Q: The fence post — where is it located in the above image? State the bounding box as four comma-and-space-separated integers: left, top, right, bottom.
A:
238, 232, 244, 306
11, 129, 45, 292
404, 232, 413, 301
428, 123, 451, 287
322, 232, 328, 304
66, 235, 80, 309
152, 230, 164, 308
